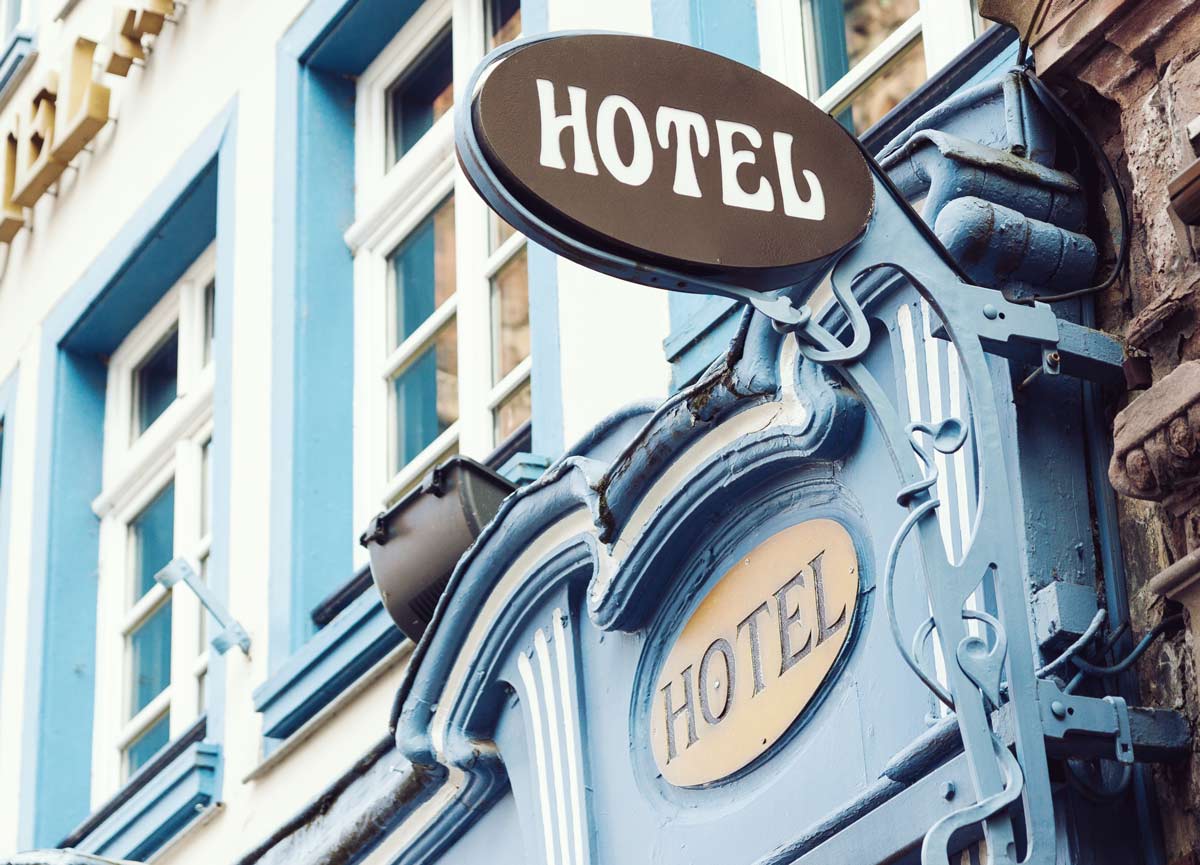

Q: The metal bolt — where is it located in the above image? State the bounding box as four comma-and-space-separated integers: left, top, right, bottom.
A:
1051, 700, 1067, 719
1047, 351, 1061, 367
940, 781, 956, 800
982, 304, 999, 320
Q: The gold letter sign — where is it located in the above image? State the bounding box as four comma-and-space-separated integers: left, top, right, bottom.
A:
651, 518, 859, 787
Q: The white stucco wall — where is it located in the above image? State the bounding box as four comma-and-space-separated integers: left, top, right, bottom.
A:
0, 0, 670, 861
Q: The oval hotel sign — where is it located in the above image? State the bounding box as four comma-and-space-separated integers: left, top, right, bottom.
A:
458, 33, 875, 295
651, 519, 859, 787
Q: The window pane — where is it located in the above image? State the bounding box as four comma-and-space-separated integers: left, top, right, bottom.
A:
489, 0, 521, 48
201, 439, 212, 538
129, 599, 172, 716
490, 214, 516, 252
198, 554, 211, 655
811, 0, 919, 93
392, 197, 456, 347
132, 482, 175, 599
125, 711, 170, 777
493, 379, 531, 442
491, 246, 529, 383
135, 329, 179, 434
203, 280, 216, 367
392, 320, 458, 469
840, 35, 925, 134
389, 29, 454, 164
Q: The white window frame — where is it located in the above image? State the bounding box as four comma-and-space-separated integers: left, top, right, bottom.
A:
346, 0, 530, 556
89, 244, 216, 803
756, 0, 980, 119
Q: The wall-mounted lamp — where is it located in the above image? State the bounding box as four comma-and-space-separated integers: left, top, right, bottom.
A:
154, 558, 251, 655
360, 456, 515, 643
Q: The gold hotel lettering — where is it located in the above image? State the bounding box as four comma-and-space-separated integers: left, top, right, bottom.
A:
0, 1, 181, 245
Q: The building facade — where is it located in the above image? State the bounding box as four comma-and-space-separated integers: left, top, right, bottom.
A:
0, 0, 1196, 864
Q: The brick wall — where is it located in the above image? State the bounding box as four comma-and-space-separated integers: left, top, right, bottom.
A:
1031, 1, 1200, 859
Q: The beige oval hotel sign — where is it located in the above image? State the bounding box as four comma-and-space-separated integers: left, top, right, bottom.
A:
651, 519, 859, 787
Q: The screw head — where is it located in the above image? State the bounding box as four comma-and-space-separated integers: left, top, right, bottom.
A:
1051, 700, 1067, 719
982, 304, 999, 320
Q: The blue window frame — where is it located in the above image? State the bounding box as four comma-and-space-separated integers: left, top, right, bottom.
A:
19, 106, 237, 856
263, 0, 429, 747
389, 27, 454, 162
0, 0, 34, 107
260, 0, 557, 748
134, 331, 180, 435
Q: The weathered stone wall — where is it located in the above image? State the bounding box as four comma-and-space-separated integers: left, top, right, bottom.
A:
1031, 0, 1200, 860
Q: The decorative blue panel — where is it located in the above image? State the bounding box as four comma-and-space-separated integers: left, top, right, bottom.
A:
369, 40, 1180, 864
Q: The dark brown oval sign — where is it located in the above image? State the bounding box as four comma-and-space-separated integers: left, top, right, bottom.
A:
460, 33, 875, 293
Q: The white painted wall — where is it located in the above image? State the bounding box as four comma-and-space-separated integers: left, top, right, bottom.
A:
0, 0, 662, 860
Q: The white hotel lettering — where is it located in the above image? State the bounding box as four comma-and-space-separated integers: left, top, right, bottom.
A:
535, 79, 826, 221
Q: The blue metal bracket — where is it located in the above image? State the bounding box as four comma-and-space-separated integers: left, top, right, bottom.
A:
155, 558, 251, 656
927, 297, 1126, 387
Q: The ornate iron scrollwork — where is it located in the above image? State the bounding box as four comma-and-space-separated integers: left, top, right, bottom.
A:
756, 165, 1063, 865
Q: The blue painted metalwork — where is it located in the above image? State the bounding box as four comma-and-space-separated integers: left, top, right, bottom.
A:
376, 34, 1189, 865
662, 33, 1025, 393
20, 105, 236, 849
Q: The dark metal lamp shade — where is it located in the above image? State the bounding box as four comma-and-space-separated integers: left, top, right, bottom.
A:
359, 456, 516, 643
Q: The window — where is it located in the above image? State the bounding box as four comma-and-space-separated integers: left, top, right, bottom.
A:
92, 245, 216, 792
757, 0, 982, 134
349, 0, 530, 539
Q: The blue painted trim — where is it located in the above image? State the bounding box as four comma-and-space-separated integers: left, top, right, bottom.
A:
650, 0, 759, 66
73, 742, 221, 861
653, 0, 759, 391
497, 451, 550, 486
261, 0, 566, 748
20, 103, 236, 849
252, 591, 404, 740
520, 0, 563, 459
528, 245, 563, 459
272, 0, 407, 674
0, 29, 33, 102
268, 47, 299, 678
0, 368, 17, 741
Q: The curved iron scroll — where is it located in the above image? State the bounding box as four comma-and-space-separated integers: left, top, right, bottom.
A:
758, 161, 1061, 865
